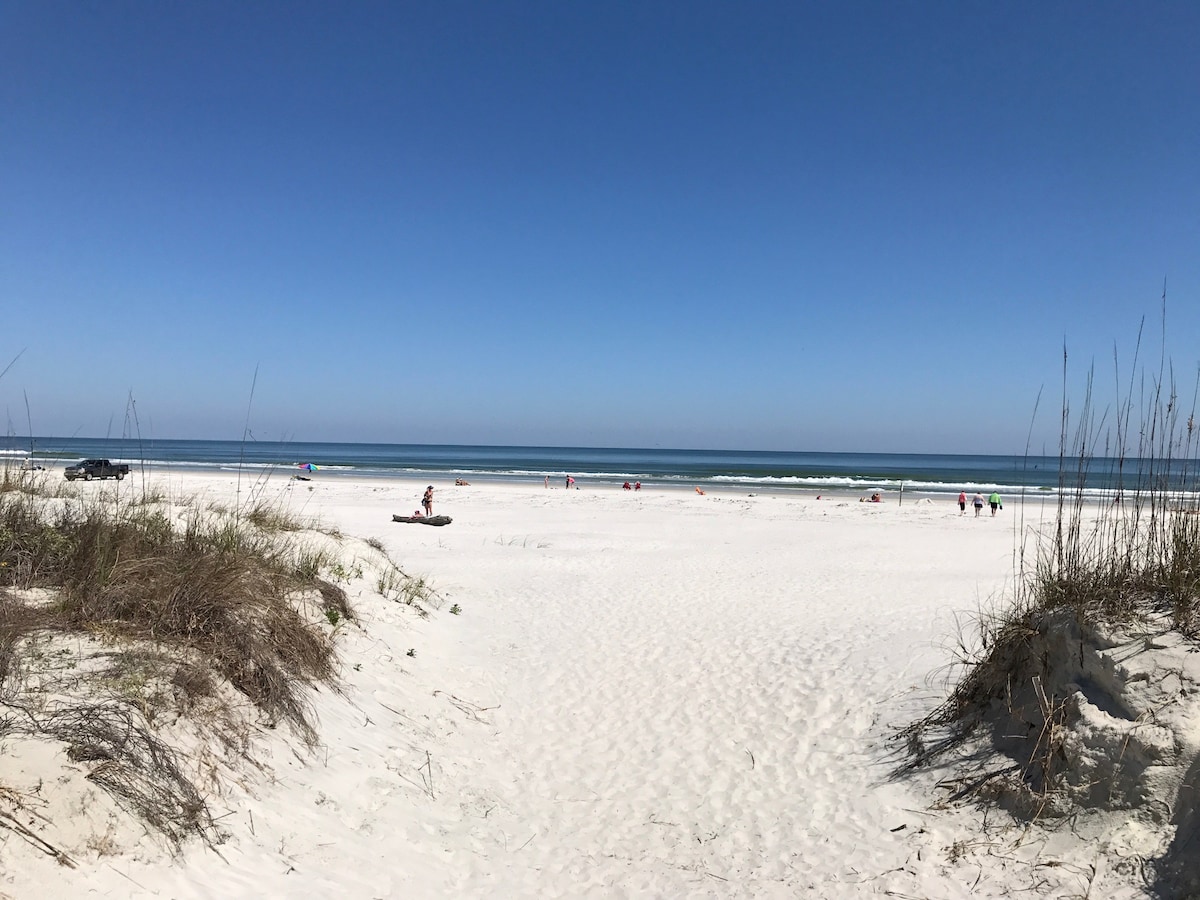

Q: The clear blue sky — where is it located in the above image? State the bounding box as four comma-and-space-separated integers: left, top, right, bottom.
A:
2, 2, 1197, 453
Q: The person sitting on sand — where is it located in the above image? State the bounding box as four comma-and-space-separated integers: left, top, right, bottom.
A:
455, 478, 470, 486
623, 482, 632, 490
422, 486, 434, 517
634, 481, 641, 491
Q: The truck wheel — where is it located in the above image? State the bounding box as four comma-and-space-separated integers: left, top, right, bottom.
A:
117, 473, 125, 480
84, 473, 92, 481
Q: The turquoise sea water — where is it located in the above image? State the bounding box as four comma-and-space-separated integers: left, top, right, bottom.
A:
4, 437, 1197, 498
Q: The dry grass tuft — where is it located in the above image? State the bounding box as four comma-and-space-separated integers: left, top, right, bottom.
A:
50, 702, 217, 847
0, 484, 355, 847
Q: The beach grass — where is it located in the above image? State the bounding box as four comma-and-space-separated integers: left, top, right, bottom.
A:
900, 316, 1200, 890
0, 475, 356, 848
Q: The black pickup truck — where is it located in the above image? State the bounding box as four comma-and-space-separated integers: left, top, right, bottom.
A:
64, 459, 130, 481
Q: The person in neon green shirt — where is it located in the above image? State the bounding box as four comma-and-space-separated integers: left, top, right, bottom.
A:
988, 492, 1002, 516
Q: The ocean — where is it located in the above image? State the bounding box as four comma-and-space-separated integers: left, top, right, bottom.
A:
3, 437, 1196, 498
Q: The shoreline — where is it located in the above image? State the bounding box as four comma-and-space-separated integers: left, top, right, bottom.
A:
8, 457, 1103, 507
4, 440, 1168, 498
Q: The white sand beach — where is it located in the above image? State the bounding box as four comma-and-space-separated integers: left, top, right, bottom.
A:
0, 474, 1163, 898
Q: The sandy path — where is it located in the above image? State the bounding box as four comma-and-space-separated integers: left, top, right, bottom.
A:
376, 487, 1017, 896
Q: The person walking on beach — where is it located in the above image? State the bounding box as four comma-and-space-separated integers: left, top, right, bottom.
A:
957, 491, 967, 515
989, 491, 1002, 516
972, 493, 984, 517
422, 485, 434, 517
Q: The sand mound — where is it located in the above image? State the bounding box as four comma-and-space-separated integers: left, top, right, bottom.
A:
922, 608, 1200, 895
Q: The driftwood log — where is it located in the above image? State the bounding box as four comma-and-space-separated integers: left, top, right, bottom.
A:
392, 515, 453, 526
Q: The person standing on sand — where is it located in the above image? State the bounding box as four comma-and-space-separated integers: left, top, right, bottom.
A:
989, 491, 1002, 516
422, 485, 434, 517
544, 475, 549, 488
958, 491, 967, 515
973, 493, 984, 517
